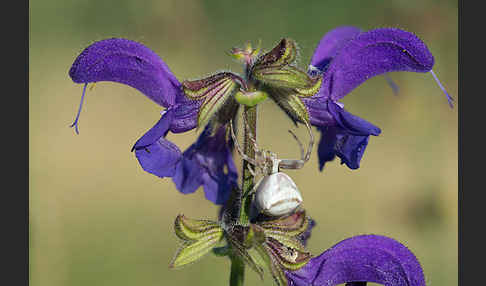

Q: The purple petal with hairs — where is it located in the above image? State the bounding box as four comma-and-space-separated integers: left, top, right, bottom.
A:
69, 38, 181, 107
317, 28, 434, 101
309, 26, 362, 73
172, 125, 238, 205
133, 109, 182, 178
170, 95, 203, 133
286, 234, 425, 286
327, 101, 381, 136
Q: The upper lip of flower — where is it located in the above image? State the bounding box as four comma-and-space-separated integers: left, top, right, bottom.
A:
301, 26, 452, 171
285, 234, 426, 286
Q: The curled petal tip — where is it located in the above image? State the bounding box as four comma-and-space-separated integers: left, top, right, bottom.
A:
69, 38, 181, 107
319, 28, 435, 100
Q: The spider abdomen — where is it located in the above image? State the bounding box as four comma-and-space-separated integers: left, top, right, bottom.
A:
255, 172, 303, 217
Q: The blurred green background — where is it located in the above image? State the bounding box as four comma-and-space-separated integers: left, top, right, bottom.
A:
30, 0, 457, 285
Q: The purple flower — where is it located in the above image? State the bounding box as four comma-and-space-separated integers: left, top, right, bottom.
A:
304, 27, 453, 170
286, 234, 425, 286
69, 38, 237, 205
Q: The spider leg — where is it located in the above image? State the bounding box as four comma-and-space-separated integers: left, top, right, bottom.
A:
247, 164, 256, 177
288, 130, 305, 160
230, 119, 257, 166
304, 121, 314, 162
278, 121, 315, 170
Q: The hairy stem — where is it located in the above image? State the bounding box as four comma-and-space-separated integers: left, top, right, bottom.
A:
230, 255, 245, 286
239, 104, 257, 225
229, 105, 257, 286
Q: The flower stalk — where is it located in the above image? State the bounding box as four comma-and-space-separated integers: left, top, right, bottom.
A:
230, 102, 257, 286
239, 104, 257, 226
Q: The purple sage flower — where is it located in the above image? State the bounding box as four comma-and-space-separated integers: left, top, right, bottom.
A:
286, 234, 425, 286
304, 27, 453, 170
69, 38, 238, 204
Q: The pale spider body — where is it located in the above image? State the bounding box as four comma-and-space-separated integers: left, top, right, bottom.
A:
230, 116, 314, 218
254, 168, 303, 217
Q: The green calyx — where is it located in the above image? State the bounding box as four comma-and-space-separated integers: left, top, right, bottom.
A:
253, 38, 299, 68
170, 215, 223, 268
252, 65, 316, 91
182, 72, 242, 129
217, 210, 313, 286
267, 87, 310, 124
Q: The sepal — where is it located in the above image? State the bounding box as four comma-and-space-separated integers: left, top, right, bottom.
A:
253, 38, 299, 68
252, 65, 316, 91
267, 88, 310, 124
174, 214, 222, 241
265, 237, 311, 271
258, 210, 309, 237
170, 232, 223, 268
182, 72, 242, 128
170, 215, 223, 268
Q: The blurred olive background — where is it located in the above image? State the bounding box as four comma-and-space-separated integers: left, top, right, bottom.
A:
30, 0, 457, 285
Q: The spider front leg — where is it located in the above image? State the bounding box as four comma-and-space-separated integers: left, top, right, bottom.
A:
278, 121, 314, 170
229, 119, 257, 177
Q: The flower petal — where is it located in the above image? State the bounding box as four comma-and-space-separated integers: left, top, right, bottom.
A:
134, 139, 182, 178
132, 109, 174, 151
133, 110, 182, 177
172, 125, 238, 205
69, 38, 181, 107
301, 97, 336, 127
334, 132, 370, 170
170, 95, 202, 133
172, 152, 205, 194
311, 101, 380, 170
318, 28, 434, 101
286, 234, 425, 286
327, 101, 381, 136
309, 26, 362, 73
317, 126, 338, 171
296, 217, 316, 247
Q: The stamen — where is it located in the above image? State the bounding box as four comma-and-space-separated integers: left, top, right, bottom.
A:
430, 70, 454, 108
383, 74, 399, 96
69, 83, 88, 134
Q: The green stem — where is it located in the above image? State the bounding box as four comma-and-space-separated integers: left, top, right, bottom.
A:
229, 104, 257, 286
239, 105, 257, 225
230, 255, 245, 286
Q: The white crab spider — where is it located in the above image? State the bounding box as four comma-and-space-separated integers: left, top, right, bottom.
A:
229, 115, 314, 217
